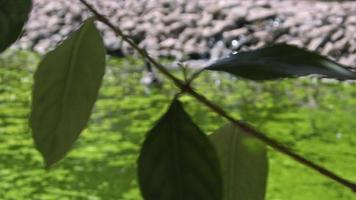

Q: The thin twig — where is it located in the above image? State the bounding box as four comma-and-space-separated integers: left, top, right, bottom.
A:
186, 67, 205, 86
79, 0, 356, 192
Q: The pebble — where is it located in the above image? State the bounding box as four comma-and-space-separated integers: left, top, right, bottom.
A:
11, 0, 356, 67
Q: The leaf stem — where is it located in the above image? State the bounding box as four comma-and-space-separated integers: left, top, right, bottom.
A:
79, 0, 356, 192
186, 67, 205, 86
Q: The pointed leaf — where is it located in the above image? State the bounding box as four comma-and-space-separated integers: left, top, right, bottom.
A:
206, 44, 356, 80
30, 18, 106, 167
210, 123, 268, 200
0, 0, 32, 53
138, 99, 222, 200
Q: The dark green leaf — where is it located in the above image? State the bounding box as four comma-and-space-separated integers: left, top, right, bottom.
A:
206, 44, 356, 80
138, 99, 222, 200
0, 0, 32, 53
30, 18, 106, 167
210, 123, 268, 200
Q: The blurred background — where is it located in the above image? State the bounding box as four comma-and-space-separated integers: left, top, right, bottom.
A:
1, 0, 356, 199
16, 0, 356, 65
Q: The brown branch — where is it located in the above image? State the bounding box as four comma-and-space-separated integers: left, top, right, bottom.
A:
79, 0, 356, 192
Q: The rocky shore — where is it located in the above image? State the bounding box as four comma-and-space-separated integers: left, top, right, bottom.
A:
15, 0, 356, 67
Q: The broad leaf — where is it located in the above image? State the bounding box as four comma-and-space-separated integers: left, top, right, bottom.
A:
30, 18, 106, 167
206, 44, 356, 80
210, 123, 268, 200
0, 0, 32, 53
138, 99, 222, 200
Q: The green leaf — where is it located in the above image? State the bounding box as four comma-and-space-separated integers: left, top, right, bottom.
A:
30, 18, 106, 167
210, 123, 268, 200
206, 44, 356, 80
0, 0, 32, 53
138, 99, 222, 200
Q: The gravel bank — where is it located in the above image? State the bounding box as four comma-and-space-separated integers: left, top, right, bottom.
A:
15, 0, 356, 67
